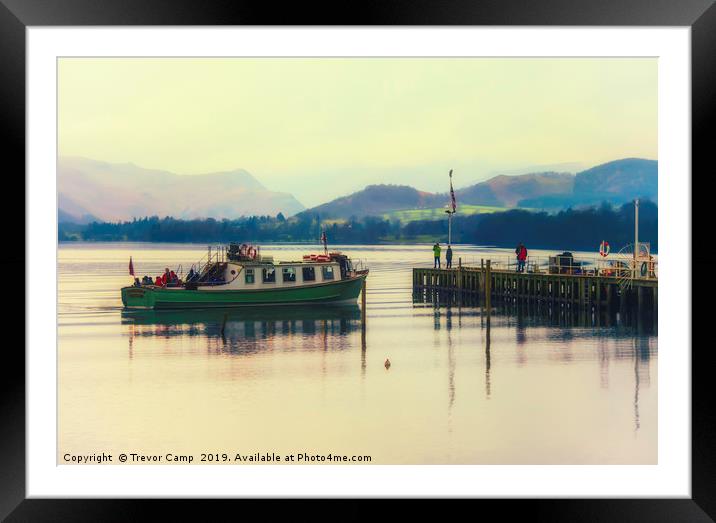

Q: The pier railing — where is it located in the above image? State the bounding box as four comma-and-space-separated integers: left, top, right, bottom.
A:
453, 254, 657, 281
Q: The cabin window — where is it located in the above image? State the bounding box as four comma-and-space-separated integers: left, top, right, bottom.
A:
262, 267, 276, 283
322, 265, 335, 280
302, 266, 316, 281
282, 267, 296, 282
245, 268, 255, 284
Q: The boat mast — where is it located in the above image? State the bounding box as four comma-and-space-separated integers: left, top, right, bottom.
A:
321, 230, 328, 255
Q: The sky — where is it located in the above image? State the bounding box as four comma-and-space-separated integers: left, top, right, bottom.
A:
58, 58, 657, 208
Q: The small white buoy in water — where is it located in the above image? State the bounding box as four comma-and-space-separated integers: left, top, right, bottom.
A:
384, 358, 391, 369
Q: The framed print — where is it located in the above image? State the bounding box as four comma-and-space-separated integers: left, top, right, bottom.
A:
3, 0, 713, 519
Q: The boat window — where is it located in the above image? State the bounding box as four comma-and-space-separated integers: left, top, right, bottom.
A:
245, 268, 255, 284
262, 267, 276, 283
322, 265, 334, 280
302, 266, 315, 281
282, 267, 296, 282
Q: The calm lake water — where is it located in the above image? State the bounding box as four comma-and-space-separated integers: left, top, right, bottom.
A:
58, 242, 657, 464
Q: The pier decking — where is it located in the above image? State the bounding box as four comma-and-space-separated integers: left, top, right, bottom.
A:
413, 262, 657, 318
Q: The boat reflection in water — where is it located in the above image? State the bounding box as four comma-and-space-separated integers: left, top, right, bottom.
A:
122, 304, 362, 356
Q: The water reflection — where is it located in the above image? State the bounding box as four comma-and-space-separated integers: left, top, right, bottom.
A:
413, 294, 654, 432
413, 289, 657, 335
122, 305, 362, 356
61, 243, 657, 464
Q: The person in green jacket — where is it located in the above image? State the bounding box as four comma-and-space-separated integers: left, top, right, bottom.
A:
433, 242, 441, 268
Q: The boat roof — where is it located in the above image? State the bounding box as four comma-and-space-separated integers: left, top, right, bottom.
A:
230, 259, 338, 267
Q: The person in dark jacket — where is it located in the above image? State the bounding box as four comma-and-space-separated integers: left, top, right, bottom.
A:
446, 245, 453, 269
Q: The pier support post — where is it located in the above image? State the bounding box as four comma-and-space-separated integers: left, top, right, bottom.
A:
361, 277, 367, 325
485, 260, 492, 315
637, 285, 644, 316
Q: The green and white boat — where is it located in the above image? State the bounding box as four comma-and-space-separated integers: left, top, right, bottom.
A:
121, 243, 368, 309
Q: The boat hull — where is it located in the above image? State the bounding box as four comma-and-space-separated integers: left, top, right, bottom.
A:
121, 274, 367, 309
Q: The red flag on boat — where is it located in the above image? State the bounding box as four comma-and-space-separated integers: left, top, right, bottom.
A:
129, 256, 135, 276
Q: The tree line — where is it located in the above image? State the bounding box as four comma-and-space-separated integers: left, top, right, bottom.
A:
59, 200, 657, 252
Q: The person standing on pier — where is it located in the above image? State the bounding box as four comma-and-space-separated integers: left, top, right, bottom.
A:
433, 242, 442, 268
515, 243, 528, 272
446, 245, 453, 269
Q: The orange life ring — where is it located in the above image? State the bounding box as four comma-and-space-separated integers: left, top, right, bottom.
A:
599, 241, 610, 257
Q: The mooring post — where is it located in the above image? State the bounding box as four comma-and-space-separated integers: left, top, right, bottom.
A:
457, 258, 463, 295
361, 277, 367, 325
485, 259, 492, 316
637, 285, 645, 324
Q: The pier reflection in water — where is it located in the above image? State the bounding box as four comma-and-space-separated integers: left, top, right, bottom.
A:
59, 243, 657, 464
413, 290, 653, 435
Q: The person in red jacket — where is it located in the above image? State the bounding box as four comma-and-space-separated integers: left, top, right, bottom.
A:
515, 243, 528, 272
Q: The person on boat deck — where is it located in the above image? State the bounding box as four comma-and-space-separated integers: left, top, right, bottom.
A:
169, 270, 178, 286
160, 268, 171, 286
154, 276, 162, 286
515, 243, 528, 272
187, 267, 196, 282
433, 242, 441, 268
446, 245, 453, 269
133, 277, 141, 287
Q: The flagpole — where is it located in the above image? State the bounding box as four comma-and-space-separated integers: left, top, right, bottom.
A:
446, 168, 456, 246
448, 212, 452, 245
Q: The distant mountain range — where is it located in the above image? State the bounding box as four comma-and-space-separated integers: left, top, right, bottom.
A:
58, 156, 657, 224
58, 157, 305, 223
518, 158, 657, 208
302, 158, 657, 219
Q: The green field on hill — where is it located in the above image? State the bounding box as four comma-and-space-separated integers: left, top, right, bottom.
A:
382, 204, 508, 223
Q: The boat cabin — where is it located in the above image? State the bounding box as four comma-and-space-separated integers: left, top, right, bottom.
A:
182, 244, 360, 291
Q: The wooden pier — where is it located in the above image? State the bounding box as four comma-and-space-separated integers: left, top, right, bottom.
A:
413, 264, 657, 318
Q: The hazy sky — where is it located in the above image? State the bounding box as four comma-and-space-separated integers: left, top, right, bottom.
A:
59, 58, 657, 207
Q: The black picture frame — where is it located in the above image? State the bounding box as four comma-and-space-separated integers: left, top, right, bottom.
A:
2, 0, 710, 520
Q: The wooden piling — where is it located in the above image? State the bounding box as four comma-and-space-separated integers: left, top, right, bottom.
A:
361, 277, 367, 324
485, 260, 492, 315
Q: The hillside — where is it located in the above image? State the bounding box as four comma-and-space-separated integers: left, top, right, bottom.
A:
456, 171, 574, 207
303, 158, 657, 220
303, 172, 575, 220
305, 184, 445, 219
519, 158, 657, 208
58, 157, 305, 223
